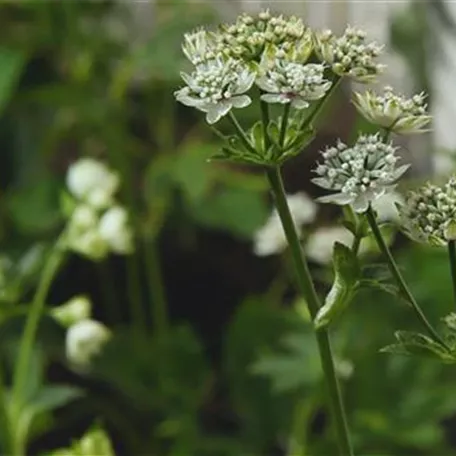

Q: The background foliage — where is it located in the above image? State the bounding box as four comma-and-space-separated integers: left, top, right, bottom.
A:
0, 1, 455, 455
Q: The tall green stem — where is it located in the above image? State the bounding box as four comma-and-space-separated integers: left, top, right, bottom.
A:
365, 206, 448, 348
279, 103, 291, 147
11, 243, 65, 419
144, 239, 168, 337
447, 240, 456, 310
266, 167, 353, 456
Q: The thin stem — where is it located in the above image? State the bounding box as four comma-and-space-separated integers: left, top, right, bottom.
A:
11, 243, 65, 417
144, 239, 168, 337
300, 76, 342, 132
366, 206, 449, 348
279, 103, 291, 147
260, 98, 272, 150
266, 167, 353, 456
227, 112, 257, 155
447, 240, 456, 309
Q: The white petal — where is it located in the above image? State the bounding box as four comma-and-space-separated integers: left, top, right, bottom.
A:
261, 93, 288, 104
206, 102, 232, 124
231, 95, 251, 109
291, 98, 310, 110
317, 192, 354, 205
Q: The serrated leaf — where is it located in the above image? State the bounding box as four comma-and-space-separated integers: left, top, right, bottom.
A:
314, 242, 360, 329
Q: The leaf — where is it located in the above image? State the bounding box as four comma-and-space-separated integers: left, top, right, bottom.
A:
249, 121, 264, 154
0, 47, 25, 116
359, 279, 401, 299
251, 332, 321, 394
380, 330, 455, 363
314, 242, 360, 329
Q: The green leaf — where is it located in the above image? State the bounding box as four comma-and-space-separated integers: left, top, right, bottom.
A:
314, 242, 360, 329
249, 121, 264, 154
189, 187, 268, 239
359, 279, 401, 299
380, 330, 455, 363
0, 47, 25, 116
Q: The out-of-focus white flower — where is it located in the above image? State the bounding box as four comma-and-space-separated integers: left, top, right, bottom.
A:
371, 191, 404, 223
66, 158, 120, 209
399, 176, 456, 246
433, 150, 456, 177
98, 206, 133, 254
253, 192, 317, 256
175, 57, 255, 124
305, 226, 354, 264
314, 26, 385, 83
257, 61, 331, 109
353, 86, 431, 134
52, 295, 92, 328
312, 134, 409, 213
66, 319, 111, 368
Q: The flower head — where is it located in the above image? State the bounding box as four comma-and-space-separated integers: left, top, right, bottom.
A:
314, 26, 385, 83
175, 57, 255, 124
399, 176, 456, 246
51, 295, 92, 328
253, 192, 317, 256
257, 61, 331, 109
218, 10, 309, 62
66, 319, 111, 369
98, 206, 133, 254
66, 158, 120, 209
353, 86, 431, 134
182, 28, 218, 65
312, 134, 409, 213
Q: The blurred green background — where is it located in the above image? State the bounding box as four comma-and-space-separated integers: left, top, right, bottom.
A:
1, 1, 456, 455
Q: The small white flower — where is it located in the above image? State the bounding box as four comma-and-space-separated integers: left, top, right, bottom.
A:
306, 226, 354, 264
182, 28, 218, 65
98, 206, 133, 254
314, 26, 385, 83
312, 134, 409, 213
253, 192, 317, 256
257, 61, 331, 109
52, 295, 92, 328
353, 86, 431, 134
66, 319, 111, 368
175, 57, 255, 124
399, 177, 456, 246
66, 158, 120, 209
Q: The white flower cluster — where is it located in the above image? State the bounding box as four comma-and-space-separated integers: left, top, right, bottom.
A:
65, 158, 133, 261
175, 11, 385, 125
353, 86, 431, 134
314, 26, 385, 83
312, 134, 409, 213
400, 176, 456, 246
175, 57, 255, 125
253, 192, 317, 256
257, 61, 331, 109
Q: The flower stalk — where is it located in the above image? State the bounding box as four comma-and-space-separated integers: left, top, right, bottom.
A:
266, 166, 353, 456
365, 206, 448, 349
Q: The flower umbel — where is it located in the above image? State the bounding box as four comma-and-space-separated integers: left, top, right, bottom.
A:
175, 57, 255, 124
257, 61, 331, 109
312, 134, 409, 213
314, 26, 385, 83
399, 176, 456, 246
353, 86, 431, 134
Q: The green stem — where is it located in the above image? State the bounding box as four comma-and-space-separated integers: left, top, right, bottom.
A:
447, 240, 456, 309
227, 112, 257, 155
300, 76, 342, 131
366, 206, 448, 348
266, 167, 353, 456
260, 99, 272, 150
0, 366, 12, 456
11, 243, 65, 418
279, 103, 291, 147
144, 239, 168, 337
